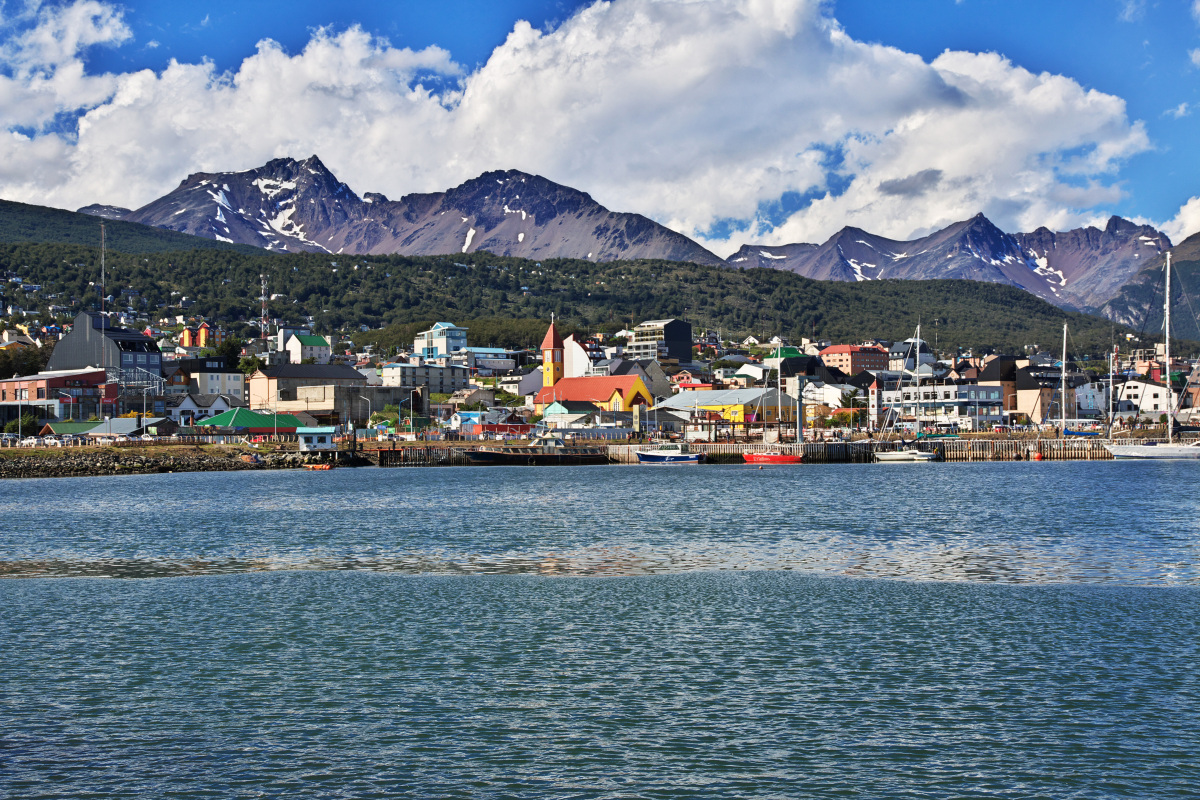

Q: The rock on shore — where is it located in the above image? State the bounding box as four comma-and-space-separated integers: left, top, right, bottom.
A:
0, 447, 370, 479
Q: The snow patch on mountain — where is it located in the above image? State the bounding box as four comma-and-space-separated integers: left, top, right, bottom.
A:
253, 178, 296, 200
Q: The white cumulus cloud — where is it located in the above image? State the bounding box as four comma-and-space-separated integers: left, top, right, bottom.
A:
0, 0, 1157, 255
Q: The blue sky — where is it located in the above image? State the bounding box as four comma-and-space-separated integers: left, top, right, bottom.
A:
2, 0, 1200, 252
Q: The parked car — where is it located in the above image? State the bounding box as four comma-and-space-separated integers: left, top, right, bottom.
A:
19, 436, 43, 447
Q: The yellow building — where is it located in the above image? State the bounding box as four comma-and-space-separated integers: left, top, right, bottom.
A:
655, 388, 802, 429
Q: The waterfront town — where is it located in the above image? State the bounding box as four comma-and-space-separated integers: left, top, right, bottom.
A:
0, 306, 1190, 450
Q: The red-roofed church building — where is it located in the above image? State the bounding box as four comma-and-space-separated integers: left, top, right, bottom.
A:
534, 320, 652, 414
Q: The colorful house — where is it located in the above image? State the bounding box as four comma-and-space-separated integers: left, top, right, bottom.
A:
178, 322, 223, 349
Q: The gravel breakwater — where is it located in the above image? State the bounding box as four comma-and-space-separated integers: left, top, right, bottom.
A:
0, 447, 371, 479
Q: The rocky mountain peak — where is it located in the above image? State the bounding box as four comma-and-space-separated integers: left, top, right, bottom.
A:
120, 156, 724, 265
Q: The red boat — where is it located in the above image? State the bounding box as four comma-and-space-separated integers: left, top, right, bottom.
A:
743, 450, 803, 465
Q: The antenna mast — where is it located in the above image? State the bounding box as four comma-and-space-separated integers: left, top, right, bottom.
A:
260, 274, 268, 342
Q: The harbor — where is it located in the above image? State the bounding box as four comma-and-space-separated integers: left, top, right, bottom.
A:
358, 435, 1131, 465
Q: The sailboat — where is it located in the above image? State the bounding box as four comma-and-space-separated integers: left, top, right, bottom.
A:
876, 325, 938, 462
743, 371, 803, 464
1104, 253, 1200, 459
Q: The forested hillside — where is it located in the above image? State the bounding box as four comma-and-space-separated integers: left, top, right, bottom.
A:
0, 200, 264, 255
0, 241, 1152, 357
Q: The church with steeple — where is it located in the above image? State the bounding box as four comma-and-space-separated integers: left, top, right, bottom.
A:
533, 318, 653, 415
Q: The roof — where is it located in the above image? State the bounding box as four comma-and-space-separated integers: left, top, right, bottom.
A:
85, 417, 172, 435
197, 408, 304, 428
656, 388, 787, 409
257, 363, 366, 381
168, 393, 243, 409
292, 334, 329, 347
544, 400, 602, 413
540, 322, 564, 351
460, 347, 510, 355
41, 421, 99, 435
534, 375, 645, 404
978, 357, 1018, 382
819, 344, 886, 355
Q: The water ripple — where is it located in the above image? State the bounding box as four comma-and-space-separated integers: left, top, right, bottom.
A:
2, 461, 1200, 584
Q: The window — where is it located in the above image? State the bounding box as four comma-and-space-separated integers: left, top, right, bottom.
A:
37, 388, 45, 399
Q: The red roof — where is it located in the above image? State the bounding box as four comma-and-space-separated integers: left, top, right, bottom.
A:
535, 375, 646, 405
540, 322, 563, 351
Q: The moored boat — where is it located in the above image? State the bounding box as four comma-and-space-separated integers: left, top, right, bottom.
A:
743, 449, 803, 464
1103, 441, 1200, 459
874, 447, 937, 463
464, 432, 608, 466
636, 442, 704, 464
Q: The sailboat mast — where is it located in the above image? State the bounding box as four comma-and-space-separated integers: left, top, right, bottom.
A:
1060, 323, 1067, 434
1109, 345, 1116, 434
1166, 252, 1173, 445
914, 323, 921, 434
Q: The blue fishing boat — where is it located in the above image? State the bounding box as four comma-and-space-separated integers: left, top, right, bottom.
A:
636, 442, 704, 464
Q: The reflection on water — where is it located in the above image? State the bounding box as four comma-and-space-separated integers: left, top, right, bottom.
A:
3, 461, 1200, 584
2, 540, 1197, 584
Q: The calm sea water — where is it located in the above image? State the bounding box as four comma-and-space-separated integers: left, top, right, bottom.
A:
3, 462, 1199, 798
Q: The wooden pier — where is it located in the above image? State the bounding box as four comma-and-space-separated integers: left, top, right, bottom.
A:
361, 444, 473, 467
357, 437, 1141, 467
936, 438, 1114, 461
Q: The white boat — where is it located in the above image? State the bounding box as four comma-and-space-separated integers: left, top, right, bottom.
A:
636, 442, 704, 464
1103, 252, 1197, 460
875, 322, 939, 463
1104, 441, 1200, 459
874, 447, 937, 462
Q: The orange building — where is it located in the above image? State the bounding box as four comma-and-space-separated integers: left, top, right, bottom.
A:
818, 344, 888, 374
179, 322, 224, 349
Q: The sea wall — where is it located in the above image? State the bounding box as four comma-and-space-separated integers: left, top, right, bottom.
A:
0, 448, 371, 479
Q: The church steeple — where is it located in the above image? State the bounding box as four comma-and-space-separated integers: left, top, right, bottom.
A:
541, 316, 564, 389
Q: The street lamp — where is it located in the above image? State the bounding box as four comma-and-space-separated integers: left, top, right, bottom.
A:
13, 374, 21, 440
57, 391, 73, 421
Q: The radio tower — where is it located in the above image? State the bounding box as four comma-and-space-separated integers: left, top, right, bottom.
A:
260, 273, 268, 342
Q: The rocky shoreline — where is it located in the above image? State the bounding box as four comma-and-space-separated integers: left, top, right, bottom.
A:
0, 446, 373, 479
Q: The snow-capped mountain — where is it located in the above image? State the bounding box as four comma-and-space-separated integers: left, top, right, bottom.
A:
729, 213, 1172, 311
118, 156, 726, 266
1014, 216, 1169, 310
92, 153, 1176, 314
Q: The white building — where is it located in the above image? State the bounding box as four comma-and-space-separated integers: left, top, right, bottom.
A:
284, 334, 332, 365
413, 322, 468, 360
1114, 378, 1174, 419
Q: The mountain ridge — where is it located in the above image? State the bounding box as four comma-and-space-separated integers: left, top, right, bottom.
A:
118, 156, 728, 267
66, 153, 1176, 319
